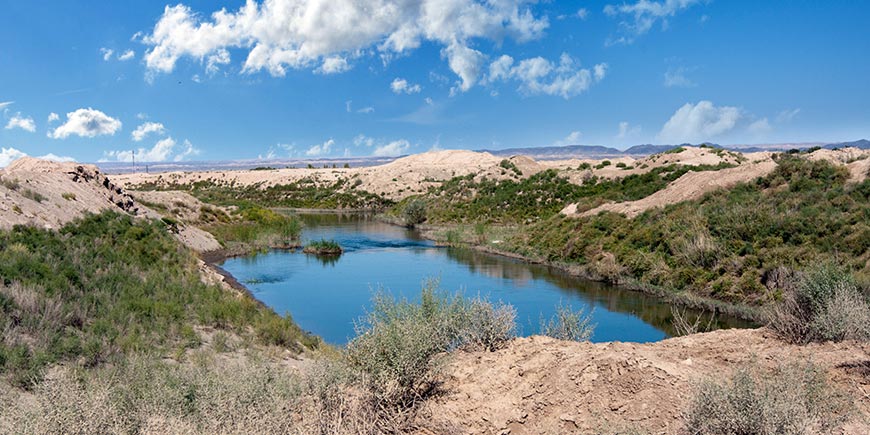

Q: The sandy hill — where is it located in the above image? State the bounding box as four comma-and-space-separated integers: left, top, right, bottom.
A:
418, 328, 870, 435
561, 147, 870, 219
0, 157, 220, 253
0, 158, 143, 230
115, 150, 525, 201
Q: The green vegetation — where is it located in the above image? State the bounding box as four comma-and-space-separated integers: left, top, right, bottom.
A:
540, 303, 595, 341
401, 198, 427, 227
204, 206, 303, 253
594, 160, 612, 169
768, 264, 870, 343
303, 238, 343, 255
61, 192, 76, 201
345, 283, 518, 410
685, 362, 850, 435
21, 188, 46, 203
0, 176, 20, 191
499, 159, 523, 176
133, 177, 392, 210
506, 156, 870, 307
405, 163, 734, 224
0, 212, 316, 388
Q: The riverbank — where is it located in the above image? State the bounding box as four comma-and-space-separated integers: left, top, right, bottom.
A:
387, 217, 765, 324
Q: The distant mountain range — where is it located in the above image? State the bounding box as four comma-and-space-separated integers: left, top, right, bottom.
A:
95, 139, 869, 174
480, 139, 869, 160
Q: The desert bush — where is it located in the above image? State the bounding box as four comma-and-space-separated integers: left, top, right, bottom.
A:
768, 264, 870, 343
458, 297, 517, 351
684, 362, 850, 435
541, 303, 594, 341
402, 199, 427, 227
671, 306, 716, 336
345, 282, 518, 411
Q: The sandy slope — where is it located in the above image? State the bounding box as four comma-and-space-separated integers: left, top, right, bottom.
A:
0, 157, 221, 253
418, 328, 870, 435
566, 159, 778, 218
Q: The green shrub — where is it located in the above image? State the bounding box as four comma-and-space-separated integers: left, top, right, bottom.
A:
303, 239, 343, 255
61, 192, 76, 201
769, 265, 870, 343
402, 199, 427, 227
540, 303, 594, 341
684, 362, 850, 435
345, 282, 517, 409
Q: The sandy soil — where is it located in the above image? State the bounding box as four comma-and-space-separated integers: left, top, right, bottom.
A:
418, 328, 870, 435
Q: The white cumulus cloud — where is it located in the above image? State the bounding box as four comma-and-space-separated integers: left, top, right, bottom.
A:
5, 113, 36, 132
131, 122, 166, 142
305, 138, 335, 156
0, 147, 27, 167
390, 78, 422, 94
486, 53, 607, 99
658, 100, 742, 143
49, 108, 122, 139
47, 112, 60, 123
100, 48, 114, 61
373, 139, 410, 157
101, 137, 179, 162
552, 131, 583, 146
141, 0, 548, 91
316, 56, 350, 74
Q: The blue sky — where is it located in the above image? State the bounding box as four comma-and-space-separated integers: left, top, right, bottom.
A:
1, 0, 868, 164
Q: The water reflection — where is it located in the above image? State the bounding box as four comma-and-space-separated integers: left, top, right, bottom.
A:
222, 212, 754, 344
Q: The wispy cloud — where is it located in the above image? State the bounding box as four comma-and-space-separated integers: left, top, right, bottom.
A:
604, 0, 704, 45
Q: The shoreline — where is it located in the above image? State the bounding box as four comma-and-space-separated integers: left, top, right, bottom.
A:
201, 208, 763, 326
402, 219, 764, 324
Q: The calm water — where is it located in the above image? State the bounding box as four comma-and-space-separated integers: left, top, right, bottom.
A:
219, 213, 752, 345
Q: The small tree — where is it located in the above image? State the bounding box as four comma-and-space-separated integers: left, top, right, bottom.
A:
402, 199, 427, 228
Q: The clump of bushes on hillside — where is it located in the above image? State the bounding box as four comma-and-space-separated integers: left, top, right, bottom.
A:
684, 362, 850, 435
768, 264, 870, 343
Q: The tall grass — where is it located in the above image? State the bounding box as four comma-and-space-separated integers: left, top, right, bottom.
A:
0, 212, 316, 389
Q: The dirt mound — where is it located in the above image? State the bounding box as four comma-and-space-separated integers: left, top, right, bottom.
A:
563, 159, 778, 218
418, 328, 870, 435
0, 157, 145, 229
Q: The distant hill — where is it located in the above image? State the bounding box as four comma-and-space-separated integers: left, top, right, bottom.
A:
484, 139, 868, 160
825, 139, 870, 149
479, 144, 622, 159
